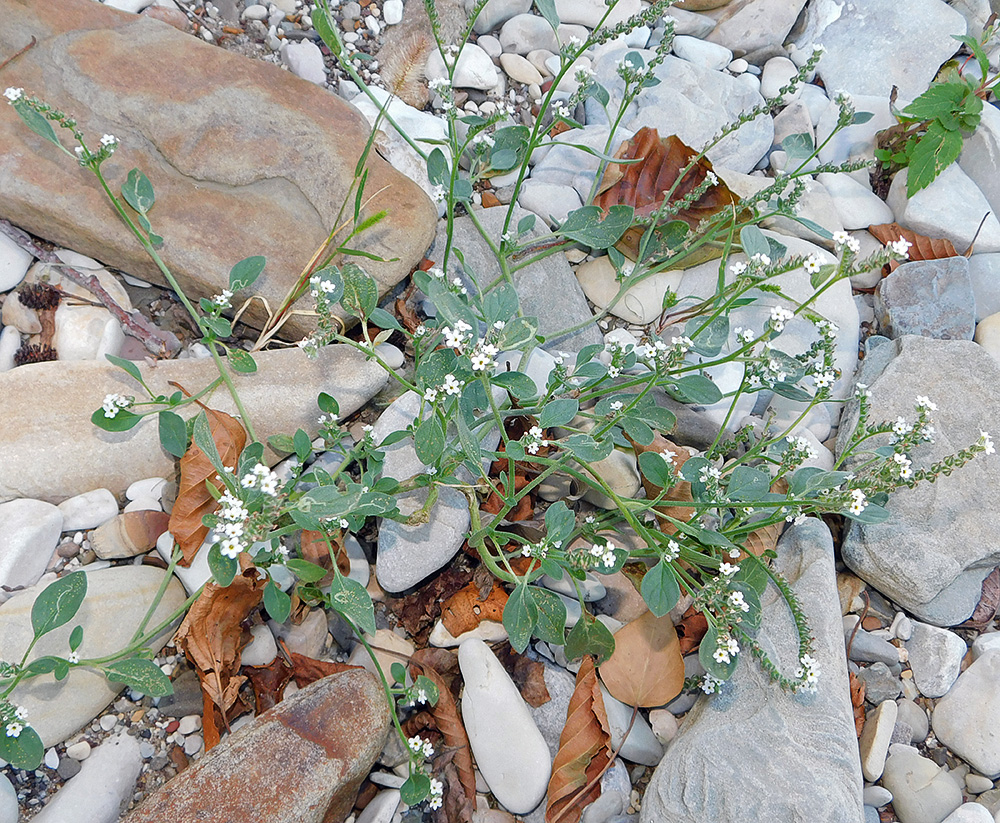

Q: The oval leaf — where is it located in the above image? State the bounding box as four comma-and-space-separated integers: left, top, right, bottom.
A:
103, 657, 174, 697
31, 571, 87, 638
598, 610, 684, 707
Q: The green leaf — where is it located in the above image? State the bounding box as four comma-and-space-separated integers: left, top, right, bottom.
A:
318, 392, 340, 416
668, 375, 722, 405
638, 451, 674, 489
535, 0, 559, 29
901, 82, 967, 121
91, 407, 143, 432
229, 255, 266, 292
740, 225, 771, 259
192, 412, 226, 476
544, 500, 575, 546
400, 771, 431, 805
267, 433, 297, 454
227, 347, 257, 374
503, 585, 538, 653
0, 724, 44, 770
632, 404, 676, 433
641, 560, 680, 618
158, 410, 188, 458
24, 656, 64, 676
906, 121, 965, 197
414, 674, 439, 706
31, 571, 87, 639
311, 266, 344, 304
341, 263, 379, 319
699, 622, 737, 680
453, 179, 474, 202
531, 587, 567, 646
122, 168, 156, 214
843, 502, 891, 524
69, 625, 84, 652
726, 466, 770, 501
558, 205, 633, 249
454, 407, 482, 468
203, 316, 232, 338
498, 316, 538, 349
263, 578, 292, 623
685, 316, 729, 357
621, 415, 654, 446
789, 468, 853, 496
414, 417, 445, 464
293, 428, 313, 463
539, 398, 579, 429
954, 33, 991, 84
104, 353, 144, 384
313, 2, 342, 56
560, 433, 614, 463
489, 148, 518, 171
369, 306, 403, 332
427, 147, 449, 186
781, 132, 814, 161
208, 542, 238, 587
103, 657, 173, 697
809, 263, 837, 289
391, 662, 407, 684
517, 214, 536, 236
328, 574, 376, 635
492, 370, 537, 400
12, 101, 63, 150
565, 612, 615, 664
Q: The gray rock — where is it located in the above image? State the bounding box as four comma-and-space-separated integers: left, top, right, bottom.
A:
57, 488, 119, 531
847, 622, 901, 666
0, 344, 388, 504
972, 631, 1000, 660
859, 699, 897, 781
32, 732, 142, 823
0, 498, 63, 591
466, 0, 532, 34
857, 662, 902, 704
554, 0, 640, 28
518, 180, 583, 227
838, 335, 1000, 625
932, 651, 1000, 778
905, 622, 967, 698
640, 520, 864, 823
792, 0, 967, 101
528, 660, 577, 760
356, 789, 401, 823
874, 257, 976, 341
0, 0, 436, 340
427, 205, 601, 354
818, 172, 895, 231
586, 50, 773, 173
601, 685, 663, 767
0, 566, 187, 746
888, 165, 1000, 255
281, 39, 327, 85
157, 668, 204, 719
959, 101, 1000, 226
881, 748, 963, 823
896, 698, 930, 744
969, 254, 1000, 322
942, 803, 995, 823
705, 0, 807, 54
498, 14, 559, 54
864, 785, 893, 807
0, 774, 16, 823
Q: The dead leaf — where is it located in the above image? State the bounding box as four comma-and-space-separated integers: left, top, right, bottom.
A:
868, 223, 959, 273
300, 528, 351, 585
545, 656, 613, 823
675, 606, 709, 656
386, 561, 475, 645
243, 655, 293, 713
433, 751, 475, 823
739, 477, 788, 559
492, 642, 552, 708
627, 433, 695, 536
411, 647, 462, 698
168, 406, 247, 566
411, 661, 477, 806
174, 554, 264, 750
960, 566, 1000, 630
289, 652, 364, 688
594, 127, 742, 262
850, 671, 866, 737
440, 580, 509, 637
598, 610, 685, 707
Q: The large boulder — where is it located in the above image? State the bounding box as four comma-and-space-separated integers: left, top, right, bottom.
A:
0, 0, 437, 338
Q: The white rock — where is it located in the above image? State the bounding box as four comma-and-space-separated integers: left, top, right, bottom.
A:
103, 0, 154, 11
648, 709, 679, 746
183, 734, 203, 756
57, 488, 119, 531
459, 639, 550, 814
126, 477, 167, 502
499, 14, 559, 54
44, 747, 59, 769
859, 699, 897, 781
575, 255, 684, 325
30, 731, 142, 823
942, 803, 995, 823
600, 685, 664, 766
975, 312, 1000, 363
664, 8, 716, 38
241, 623, 278, 667
382, 0, 403, 25
0, 292, 40, 334
972, 631, 1000, 660
517, 180, 582, 227
242, 4, 269, 20
760, 56, 801, 102
0, 498, 63, 590
357, 788, 402, 823
478, 35, 503, 58
932, 651, 1000, 778
539, 570, 606, 602
906, 622, 967, 698
554, 0, 639, 27
344, 533, 370, 587
54, 308, 124, 362
269, 607, 329, 658
428, 619, 508, 647
0, 326, 19, 373
65, 741, 91, 760
374, 342, 404, 371
818, 172, 894, 230
581, 448, 640, 509
466, 0, 532, 34
0, 774, 16, 823
177, 714, 202, 735
672, 35, 732, 71
0, 231, 32, 293
499, 53, 543, 86
282, 40, 327, 85
156, 529, 211, 594
427, 44, 498, 91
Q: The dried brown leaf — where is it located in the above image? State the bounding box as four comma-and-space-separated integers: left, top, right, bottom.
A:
289, 652, 365, 688
386, 562, 475, 645
174, 555, 264, 749
739, 477, 788, 559
168, 407, 246, 566
598, 610, 685, 707
850, 671, 866, 737
300, 528, 351, 585
627, 433, 695, 536
492, 642, 552, 708
432, 751, 475, 823
676, 606, 709, 656
960, 566, 1000, 630
411, 647, 462, 697
868, 223, 959, 273
243, 655, 293, 713
545, 656, 613, 823
440, 580, 509, 637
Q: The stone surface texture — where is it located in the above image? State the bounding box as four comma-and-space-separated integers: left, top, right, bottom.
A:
640, 520, 864, 823
837, 336, 1000, 625
124, 670, 390, 823
874, 257, 976, 341
0, 0, 436, 338
931, 651, 1000, 778
0, 344, 387, 503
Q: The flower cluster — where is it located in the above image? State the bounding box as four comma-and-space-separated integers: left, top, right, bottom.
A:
588, 542, 618, 570
407, 735, 435, 759
832, 230, 861, 255
769, 305, 794, 333
102, 393, 133, 419
4, 87, 24, 103
713, 632, 740, 665
240, 462, 281, 496
214, 488, 250, 559
794, 653, 821, 693
524, 425, 549, 456
2, 703, 28, 738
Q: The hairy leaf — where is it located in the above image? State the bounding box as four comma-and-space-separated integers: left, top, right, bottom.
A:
598, 610, 684, 707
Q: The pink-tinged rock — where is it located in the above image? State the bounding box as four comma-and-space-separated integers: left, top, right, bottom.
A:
124, 670, 390, 823
0, 0, 436, 338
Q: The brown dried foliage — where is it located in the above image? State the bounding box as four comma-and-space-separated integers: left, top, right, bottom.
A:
168, 407, 247, 566
598, 610, 685, 707
440, 580, 509, 637
869, 223, 960, 274
850, 671, 866, 737
627, 432, 695, 536
300, 529, 351, 586
545, 656, 613, 823
386, 562, 475, 645
492, 642, 552, 708
961, 566, 1000, 630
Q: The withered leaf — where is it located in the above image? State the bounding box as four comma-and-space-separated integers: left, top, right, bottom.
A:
289, 652, 364, 688
386, 562, 474, 645
411, 647, 462, 698
869, 222, 960, 273
546, 656, 613, 823
168, 406, 246, 566
594, 127, 741, 262
960, 566, 1000, 630
628, 433, 695, 536
432, 751, 475, 823
244, 656, 293, 713
174, 555, 264, 749
676, 606, 709, 656
441, 580, 509, 637
492, 642, 552, 708
300, 528, 351, 585
850, 671, 866, 737
598, 610, 685, 707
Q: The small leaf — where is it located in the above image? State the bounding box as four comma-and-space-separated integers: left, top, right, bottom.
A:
293, 428, 313, 463
318, 392, 340, 416
534, 0, 560, 29
328, 574, 376, 635
228, 255, 266, 292
121, 168, 155, 214
207, 543, 238, 587
699, 622, 737, 680
158, 410, 188, 458
532, 587, 567, 646
558, 205, 634, 249
12, 101, 63, 149
740, 225, 771, 259
0, 724, 44, 770
285, 558, 329, 583
906, 121, 964, 198
492, 370, 537, 399
503, 585, 538, 653
598, 610, 684, 706
263, 578, 291, 624
637, 451, 674, 489
427, 147, 449, 186
560, 433, 614, 463
227, 347, 257, 374
400, 771, 431, 805
640, 561, 681, 618
726, 466, 770, 501
91, 407, 143, 432
31, 571, 87, 638
69, 625, 84, 652
104, 353, 144, 384
565, 612, 615, 664
341, 263, 379, 319
202, 316, 232, 338
103, 657, 174, 697
540, 398, 579, 429
667, 375, 722, 405
414, 417, 446, 464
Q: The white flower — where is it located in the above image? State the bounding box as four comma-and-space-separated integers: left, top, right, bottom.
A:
855, 383, 871, 400
74, 146, 85, 157
13, 706, 27, 721
428, 76, 451, 92
4, 87, 24, 103
423, 387, 439, 403
339, 518, 350, 529
981, 431, 996, 455
609, 400, 624, 412
699, 465, 721, 483
430, 184, 446, 203
813, 370, 836, 389
751, 252, 771, 267
415, 325, 427, 337
719, 562, 740, 577
451, 276, 468, 295
915, 396, 937, 412
442, 373, 462, 395
700, 673, 724, 694
803, 254, 822, 274
832, 230, 849, 246
712, 647, 731, 665
443, 326, 467, 350
728, 591, 750, 612
730, 261, 747, 276
889, 237, 912, 258
213, 289, 233, 308
845, 236, 860, 254
607, 365, 621, 378
66, 651, 80, 665
769, 306, 794, 332
892, 416, 913, 439
660, 448, 676, 465
892, 452, 913, 480
848, 488, 867, 516
664, 539, 680, 561
471, 348, 494, 372
428, 777, 444, 810
220, 537, 243, 558
5, 722, 22, 738
671, 336, 693, 353
705, 170, 718, 187
101, 393, 133, 419
100, 133, 118, 147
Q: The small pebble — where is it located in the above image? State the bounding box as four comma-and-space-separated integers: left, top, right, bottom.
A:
43, 748, 59, 770
56, 757, 81, 780
183, 735, 203, 756
65, 741, 91, 761
99, 714, 118, 731
177, 715, 202, 735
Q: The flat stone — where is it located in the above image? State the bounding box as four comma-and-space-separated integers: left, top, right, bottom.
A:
932, 651, 1000, 778
0, 498, 63, 591
586, 49, 772, 173
356, 789, 401, 823
972, 631, 1000, 660
846, 621, 900, 666
57, 488, 119, 531
554, 0, 640, 27
281, 40, 327, 85
896, 698, 930, 744
0, 565, 186, 746
426, 43, 498, 90
959, 96, 1000, 224
865, 785, 893, 807
705, 0, 808, 54
837, 336, 1000, 625
672, 35, 733, 71
460, 639, 550, 815
576, 255, 683, 326
499, 52, 543, 86
860, 699, 898, 781
905, 622, 966, 698
124, 670, 389, 823
466, 0, 532, 34
0, 0, 435, 339
0, 775, 15, 823
498, 14, 558, 54
874, 257, 976, 341
969, 255, 1000, 322
818, 172, 895, 230
858, 662, 902, 704
792, 0, 967, 101
882, 749, 964, 823
943, 803, 995, 822
601, 685, 663, 766
0, 344, 388, 503
640, 520, 864, 822
32, 732, 142, 823
0, 230, 32, 292
888, 165, 1000, 255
